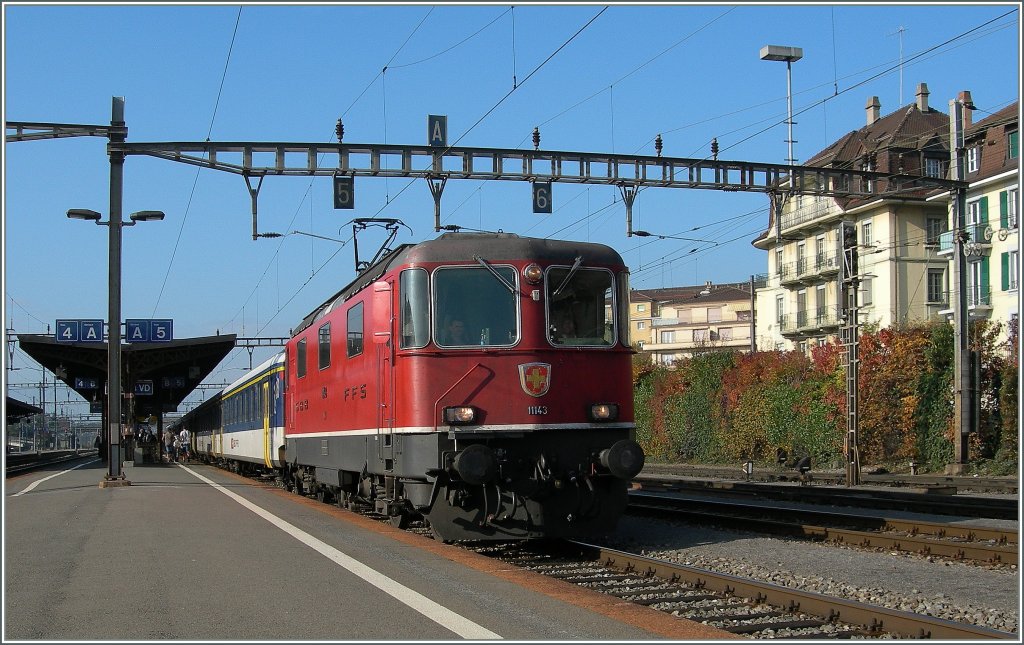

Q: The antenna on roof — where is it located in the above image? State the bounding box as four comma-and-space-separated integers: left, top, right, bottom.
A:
888, 26, 908, 104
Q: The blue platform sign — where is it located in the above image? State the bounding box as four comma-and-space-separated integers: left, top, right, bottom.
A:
162, 376, 186, 388
428, 115, 447, 147
134, 380, 154, 396
151, 319, 173, 342
90, 402, 103, 414
126, 319, 173, 343
81, 320, 104, 342
74, 377, 99, 389
56, 319, 105, 343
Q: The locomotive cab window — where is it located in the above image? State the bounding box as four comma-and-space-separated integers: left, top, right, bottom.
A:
400, 269, 429, 349
546, 266, 616, 347
434, 265, 519, 347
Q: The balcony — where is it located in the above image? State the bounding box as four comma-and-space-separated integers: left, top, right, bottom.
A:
779, 306, 844, 338
937, 224, 992, 257
935, 286, 993, 319
779, 199, 840, 233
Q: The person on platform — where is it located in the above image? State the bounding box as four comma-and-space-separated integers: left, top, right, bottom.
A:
178, 426, 192, 463
163, 430, 174, 463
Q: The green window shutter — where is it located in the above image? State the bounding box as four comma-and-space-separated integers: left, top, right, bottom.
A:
980, 196, 989, 224
1002, 252, 1010, 291
981, 257, 990, 301
1000, 191, 1009, 229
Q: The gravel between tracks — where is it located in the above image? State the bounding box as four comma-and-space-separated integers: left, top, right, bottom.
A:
593, 515, 1020, 634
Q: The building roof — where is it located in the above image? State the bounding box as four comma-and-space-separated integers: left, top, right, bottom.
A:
964, 101, 1019, 183
754, 91, 952, 247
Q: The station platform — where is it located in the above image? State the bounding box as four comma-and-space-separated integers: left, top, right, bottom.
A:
4, 458, 733, 641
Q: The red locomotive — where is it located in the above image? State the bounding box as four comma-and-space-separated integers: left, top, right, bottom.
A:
236, 230, 643, 541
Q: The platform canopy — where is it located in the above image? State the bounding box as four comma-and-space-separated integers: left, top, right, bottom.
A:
15, 333, 238, 417
6, 396, 43, 424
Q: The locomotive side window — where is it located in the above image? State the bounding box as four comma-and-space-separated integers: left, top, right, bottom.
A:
400, 269, 429, 349
434, 266, 518, 347
297, 338, 307, 378
546, 267, 616, 347
347, 302, 364, 357
318, 323, 331, 370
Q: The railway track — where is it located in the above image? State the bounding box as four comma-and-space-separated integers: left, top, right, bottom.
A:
636, 476, 1019, 520
627, 491, 1018, 566
639, 463, 1019, 494
476, 541, 1016, 640
4, 450, 92, 477
236, 465, 1018, 638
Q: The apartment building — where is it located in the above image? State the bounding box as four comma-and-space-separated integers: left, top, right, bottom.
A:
630, 280, 762, 364
753, 83, 958, 352
931, 98, 1019, 342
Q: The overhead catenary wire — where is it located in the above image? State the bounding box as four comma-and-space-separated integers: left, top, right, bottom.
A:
149, 5, 243, 318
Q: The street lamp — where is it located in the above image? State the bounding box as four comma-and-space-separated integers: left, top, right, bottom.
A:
759, 45, 803, 167
67, 205, 164, 485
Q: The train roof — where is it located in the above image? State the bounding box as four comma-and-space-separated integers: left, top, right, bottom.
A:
292, 232, 626, 336
224, 352, 285, 394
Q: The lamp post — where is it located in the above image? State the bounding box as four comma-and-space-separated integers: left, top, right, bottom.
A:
67, 202, 163, 485
759, 45, 803, 167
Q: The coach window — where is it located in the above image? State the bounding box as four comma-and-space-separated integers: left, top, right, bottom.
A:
347, 302, 364, 357
318, 323, 331, 370
400, 269, 430, 349
296, 338, 307, 378
434, 265, 518, 347
546, 266, 615, 347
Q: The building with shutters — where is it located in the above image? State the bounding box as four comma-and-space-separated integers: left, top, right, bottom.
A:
931, 98, 1019, 343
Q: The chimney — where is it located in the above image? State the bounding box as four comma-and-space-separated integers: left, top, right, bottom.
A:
916, 83, 929, 112
958, 90, 974, 128
866, 96, 881, 125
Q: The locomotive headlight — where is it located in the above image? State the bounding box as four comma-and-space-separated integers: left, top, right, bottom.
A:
588, 403, 619, 421
523, 264, 543, 284
444, 406, 477, 424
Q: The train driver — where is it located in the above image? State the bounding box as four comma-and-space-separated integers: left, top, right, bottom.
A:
441, 318, 469, 345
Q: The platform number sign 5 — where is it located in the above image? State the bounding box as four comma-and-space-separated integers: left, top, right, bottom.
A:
533, 181, 552, 214
333, 175, 354, 209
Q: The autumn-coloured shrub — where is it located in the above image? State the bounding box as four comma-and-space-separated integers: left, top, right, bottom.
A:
631, 320, 1017, 472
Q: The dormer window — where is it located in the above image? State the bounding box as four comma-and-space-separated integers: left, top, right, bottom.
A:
967, 146, 980, 173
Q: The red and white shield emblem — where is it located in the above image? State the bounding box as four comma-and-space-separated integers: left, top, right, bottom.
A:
519, 362, 551, 397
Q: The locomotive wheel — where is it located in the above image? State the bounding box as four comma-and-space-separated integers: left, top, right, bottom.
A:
292, 473, 304, 496
315, 486, 332, 504
389, 511, 410, 529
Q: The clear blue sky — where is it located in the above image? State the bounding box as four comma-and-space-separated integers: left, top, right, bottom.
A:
3, 2, 1020, 414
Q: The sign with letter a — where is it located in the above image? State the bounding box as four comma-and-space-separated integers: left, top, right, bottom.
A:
428, 115, 447, 147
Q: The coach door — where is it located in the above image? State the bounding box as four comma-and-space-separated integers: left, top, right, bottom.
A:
371, 281, 396, 470
262, 381, 272, 468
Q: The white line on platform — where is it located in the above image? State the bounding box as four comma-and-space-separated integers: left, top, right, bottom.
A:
10, 459, 99, 497
180, 464, 502, 640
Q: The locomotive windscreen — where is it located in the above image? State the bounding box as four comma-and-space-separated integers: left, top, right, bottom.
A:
434, 265, 519, 347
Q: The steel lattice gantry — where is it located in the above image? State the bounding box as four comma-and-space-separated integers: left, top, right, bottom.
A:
107, 140, 966, 236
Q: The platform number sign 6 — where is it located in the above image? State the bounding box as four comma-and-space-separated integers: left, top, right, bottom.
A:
333, 175, 354, 209
533, 181, 552, 214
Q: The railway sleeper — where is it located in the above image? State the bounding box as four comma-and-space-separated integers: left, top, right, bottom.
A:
724, 618, 827, 634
